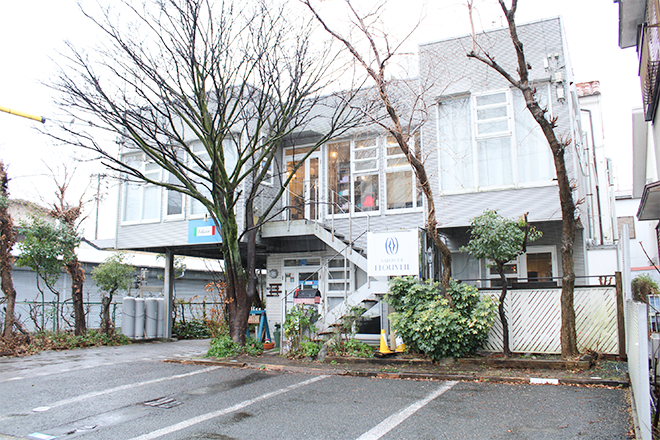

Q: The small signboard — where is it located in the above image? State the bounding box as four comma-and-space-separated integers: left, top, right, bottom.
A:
187, 218, 222, 244
367, 229, 420, 277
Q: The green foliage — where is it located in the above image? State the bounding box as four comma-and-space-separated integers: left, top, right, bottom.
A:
91, 253, 136, 296
460, 209, 541, 266
336, 305, 365, 340
386, 277, 497, 360
173, 319, 211, 339
207, 335, 242, 358
243, 337, 264, 356
632, 274, 660, 303
329, 338, 373, 358
300, 340, 321, 358
17, 216, 80, 290
156, 254, 187, 280
28, 330, 131, 352
206, 335, 263, 358
283, 304, 319, 351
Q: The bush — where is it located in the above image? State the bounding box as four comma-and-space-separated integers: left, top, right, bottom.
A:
328, 338, 373, 358
386, 277, 497, 360
207, 335, 241, 358
283, 304, 318, 351
632, 274, 660, 303
206, 335, 264, 358
243, 337, 263, 356
173, 319, 211, 339
27, 330, 131, 352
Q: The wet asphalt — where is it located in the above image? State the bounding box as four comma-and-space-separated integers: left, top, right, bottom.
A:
0, 339, 632, 439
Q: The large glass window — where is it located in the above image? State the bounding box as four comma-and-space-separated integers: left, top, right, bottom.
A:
328, 141, 350, 214
438, 89, 554, 193
353, 139, 379, 213
385, 136, 422, 210
475, 92, 513, 187
438, 97, 474, 191
189, 139, 237, 217
121, 154, 162, 223
190, 143, 211, 217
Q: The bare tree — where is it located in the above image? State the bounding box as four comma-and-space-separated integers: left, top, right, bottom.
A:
0, 162, 17, 340
49, 0, 358, 344
303, 0, 454, 299
467, 0, 579, 357
47, 165, 89, 336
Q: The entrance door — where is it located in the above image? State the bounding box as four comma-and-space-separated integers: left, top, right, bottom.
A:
286, 150, 319, 220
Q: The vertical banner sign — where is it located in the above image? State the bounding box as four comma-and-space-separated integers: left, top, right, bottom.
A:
367, 229, 419, 276
187, 218, 223, 244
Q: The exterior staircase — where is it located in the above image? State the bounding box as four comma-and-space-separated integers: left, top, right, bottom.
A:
261, 219, 388, 334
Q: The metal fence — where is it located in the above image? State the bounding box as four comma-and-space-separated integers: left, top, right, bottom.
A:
1, 299, 227, 335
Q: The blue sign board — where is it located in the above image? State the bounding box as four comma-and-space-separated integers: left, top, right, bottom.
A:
187, 218, 222, 244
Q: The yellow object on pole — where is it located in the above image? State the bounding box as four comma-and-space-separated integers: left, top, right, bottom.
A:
0, 105, 46, 124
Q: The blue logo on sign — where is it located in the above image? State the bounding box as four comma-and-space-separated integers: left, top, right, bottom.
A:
385, 237, 399, 255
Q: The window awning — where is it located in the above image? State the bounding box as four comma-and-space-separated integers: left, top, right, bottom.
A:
637, 180, 660, 220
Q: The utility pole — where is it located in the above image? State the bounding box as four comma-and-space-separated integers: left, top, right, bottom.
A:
0, 106, 46, 124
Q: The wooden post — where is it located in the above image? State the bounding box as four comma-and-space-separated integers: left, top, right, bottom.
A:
615, 271, 627, 360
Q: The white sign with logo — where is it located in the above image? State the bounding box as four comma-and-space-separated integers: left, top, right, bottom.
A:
367, 229, 420, 276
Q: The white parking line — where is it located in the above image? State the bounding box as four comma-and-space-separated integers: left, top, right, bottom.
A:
35, 365, 222, 411
355, 381, 458, 440
128, 375, 330, 440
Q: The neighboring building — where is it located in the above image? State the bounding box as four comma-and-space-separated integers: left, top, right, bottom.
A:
112, 17, 615, 342
5, 200, 222, 332
617, 0, 660, 272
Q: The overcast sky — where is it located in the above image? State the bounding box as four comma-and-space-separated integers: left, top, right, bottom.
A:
0, 0, 642, 240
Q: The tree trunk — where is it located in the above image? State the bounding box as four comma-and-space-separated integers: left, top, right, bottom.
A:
219, 208, 254, 345
0, 162, 16, 341
67, 257, 86, 336
466, 1, 580, 358
497, 262, 511, 357
102, 294, 112, 334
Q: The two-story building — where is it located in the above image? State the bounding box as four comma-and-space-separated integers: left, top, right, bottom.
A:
113, 17, 613, 342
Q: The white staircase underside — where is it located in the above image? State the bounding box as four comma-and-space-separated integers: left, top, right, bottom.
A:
261, 220, 367, 272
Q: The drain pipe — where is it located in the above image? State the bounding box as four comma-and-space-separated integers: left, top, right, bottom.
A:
581, 108, 604, 245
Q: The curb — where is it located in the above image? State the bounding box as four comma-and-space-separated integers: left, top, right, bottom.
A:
164, 357, 629, 387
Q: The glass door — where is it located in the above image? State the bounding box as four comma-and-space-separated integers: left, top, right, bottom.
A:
286, 150, 319, 220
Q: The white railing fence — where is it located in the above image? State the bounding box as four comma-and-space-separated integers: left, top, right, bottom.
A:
481, 286, 619, 354
626, 300, 652, 439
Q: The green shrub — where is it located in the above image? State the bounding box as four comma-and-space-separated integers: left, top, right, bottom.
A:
386, 277, 497, 360
173, 319, 211, 339
283, 304, 319, 351
300, 341, 321, 358
207, 335, 241, 358
27, 330, 131, 352
632, 274, 660, 303
344, 338, 373, 358
206, 335, 264, 358
243, 337, 264, 356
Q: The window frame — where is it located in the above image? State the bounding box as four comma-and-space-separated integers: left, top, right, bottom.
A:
351, 138, 380, 216
438, 88, 556, 195
384, 135, 423, 212
120, 153, 163, 225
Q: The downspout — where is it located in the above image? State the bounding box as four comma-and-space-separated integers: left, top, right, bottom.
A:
581, 108, 604, 245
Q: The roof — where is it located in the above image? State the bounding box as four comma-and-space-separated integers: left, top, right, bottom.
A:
576, 81, 601, 97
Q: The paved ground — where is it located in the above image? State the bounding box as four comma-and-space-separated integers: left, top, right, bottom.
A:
0, 339, 633, 439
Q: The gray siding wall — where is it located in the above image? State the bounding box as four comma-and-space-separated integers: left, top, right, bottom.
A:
418, 17, 584, 224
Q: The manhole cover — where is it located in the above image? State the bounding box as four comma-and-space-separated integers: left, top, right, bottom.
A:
143, 397, 182, 409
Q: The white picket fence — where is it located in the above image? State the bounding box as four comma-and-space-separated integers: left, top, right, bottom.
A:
482, 286, 619, 355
